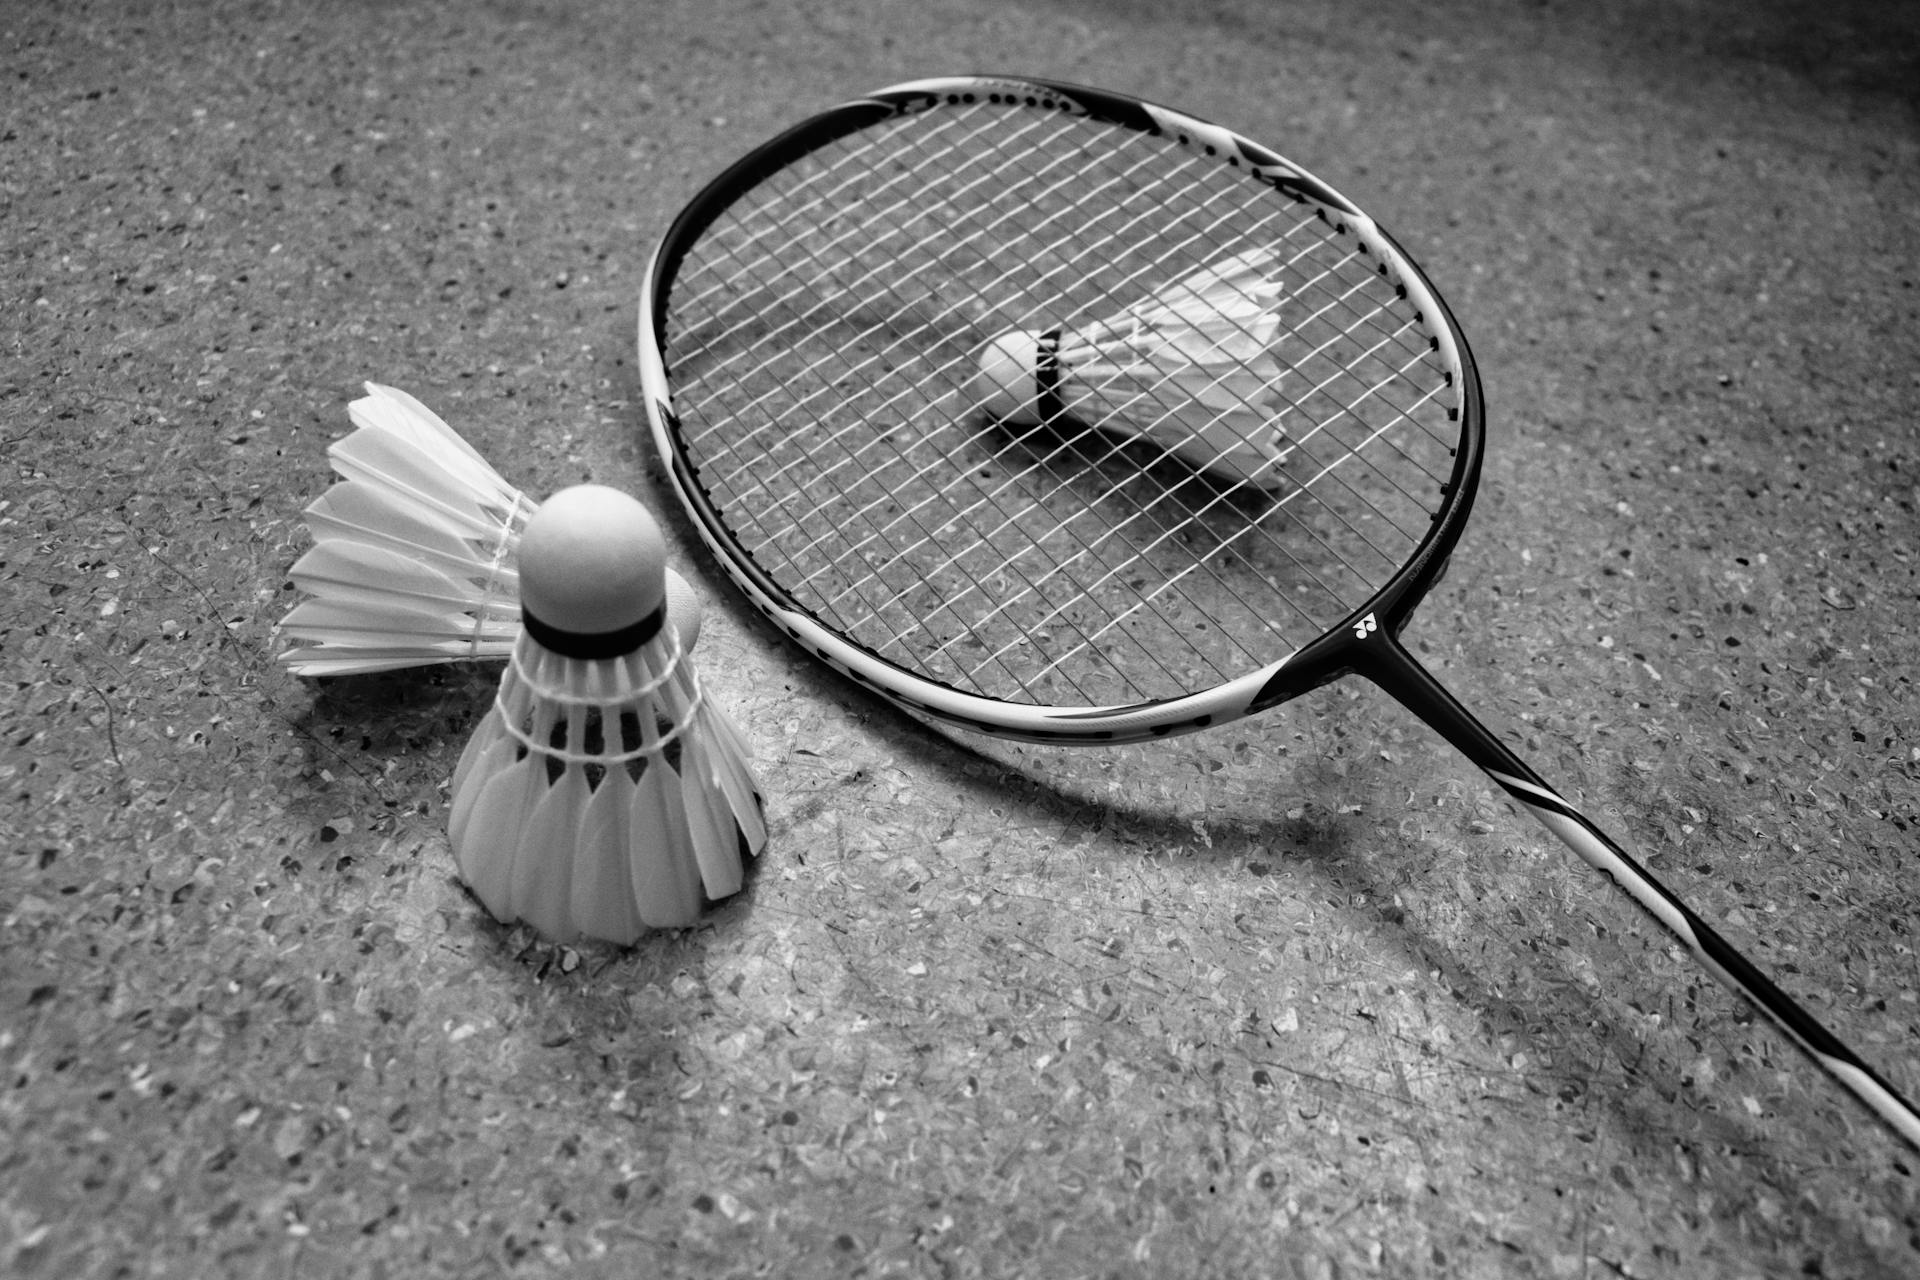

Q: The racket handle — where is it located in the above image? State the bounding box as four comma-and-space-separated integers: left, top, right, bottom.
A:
1357, 634, 1920, 1151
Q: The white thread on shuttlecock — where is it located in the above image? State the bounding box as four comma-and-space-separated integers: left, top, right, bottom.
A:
972, 247, 1289, 485
469, 509, 524, 661
276, 383, 701, 675
448, 484, 766, 944
490, 633, 707, 767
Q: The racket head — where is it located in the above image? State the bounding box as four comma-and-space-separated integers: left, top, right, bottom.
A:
639, 75, 1483, 743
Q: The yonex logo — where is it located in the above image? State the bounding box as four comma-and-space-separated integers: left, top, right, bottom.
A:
1354, 612, 1378, 639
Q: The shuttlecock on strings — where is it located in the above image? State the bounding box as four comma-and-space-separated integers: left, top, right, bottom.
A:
275, 383, 702, 675
276, 383, 532, 675
972, 247, 1287, 484
448, 484, 766, 943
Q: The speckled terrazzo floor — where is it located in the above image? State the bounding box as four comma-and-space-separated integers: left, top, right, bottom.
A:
4, 2, 1918, 1276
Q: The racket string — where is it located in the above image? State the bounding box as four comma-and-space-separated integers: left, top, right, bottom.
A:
664, 97, 1465, 706
682, 119, 1260, 696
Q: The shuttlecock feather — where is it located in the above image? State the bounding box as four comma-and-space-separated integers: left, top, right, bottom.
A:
448, 484, 765, 943
276, 383, 531, 675
276, 384, 704, 675
973, 247, 1287, 483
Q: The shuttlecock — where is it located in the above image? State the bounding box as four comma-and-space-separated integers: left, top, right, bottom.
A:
276, 383, 702, 675
276, 383, 532, 675
448, 484, 766, 943
973, 247, 1287, 484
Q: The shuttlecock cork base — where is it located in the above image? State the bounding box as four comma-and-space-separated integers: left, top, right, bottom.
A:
449, 484, 766, 944
972, 328, 1051, 424
972, 248, 1289, 486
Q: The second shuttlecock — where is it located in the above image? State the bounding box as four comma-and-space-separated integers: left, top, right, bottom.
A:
448, 484, 766, 943
277, 383, 532, 675
972, 247, 1288, 485
276, 383, 703, 676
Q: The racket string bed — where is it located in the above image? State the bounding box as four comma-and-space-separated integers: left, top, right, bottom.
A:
673, 186, 1257, 691
666, 117, 1459, 706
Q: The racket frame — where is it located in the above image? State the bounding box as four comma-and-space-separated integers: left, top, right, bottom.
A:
640, 74, 1482, 743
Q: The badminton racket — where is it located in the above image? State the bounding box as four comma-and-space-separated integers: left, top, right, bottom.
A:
635, 75, 1918, 1149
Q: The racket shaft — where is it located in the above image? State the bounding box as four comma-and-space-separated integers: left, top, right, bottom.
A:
1360, 635, 1920, 1150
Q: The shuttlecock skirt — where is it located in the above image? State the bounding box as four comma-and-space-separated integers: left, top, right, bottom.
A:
449, 629, 765, 943
277, 383, 533, 675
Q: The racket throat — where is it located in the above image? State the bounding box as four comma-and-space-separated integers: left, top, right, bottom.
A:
1348, 631, 1546, 796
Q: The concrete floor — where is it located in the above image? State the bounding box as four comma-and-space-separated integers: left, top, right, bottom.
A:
3, 1, 1917, 1276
